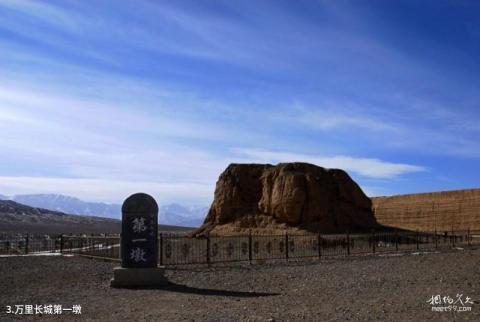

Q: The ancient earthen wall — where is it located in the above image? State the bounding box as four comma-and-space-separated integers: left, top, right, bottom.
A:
195, 162, 377, 236
371, 189, 480, 232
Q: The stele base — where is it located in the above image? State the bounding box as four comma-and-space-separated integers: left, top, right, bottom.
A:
110, 266, 168, 288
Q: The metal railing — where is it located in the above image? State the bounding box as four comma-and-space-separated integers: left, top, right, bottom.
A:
2, 230, 479, 266
63, 229, 480, 265
0, 233, 62, 255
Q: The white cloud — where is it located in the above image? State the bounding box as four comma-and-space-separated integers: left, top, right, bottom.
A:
0, 176, 213, 205
282, 102, 400, 133
283, 100, 480, 159
0, 82, 234, 203
0, 80, 230, 147
0, 0, 79, 31
295, 110, 397, 132
300, 114, 387, 131
232, 148, 426, 179
0, 0, 477, 204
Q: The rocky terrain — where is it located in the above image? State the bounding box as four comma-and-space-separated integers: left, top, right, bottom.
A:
0, 200, 191, 234
195, 163, 379, 236
372, 189, 480, 232
0, 248, 478, 321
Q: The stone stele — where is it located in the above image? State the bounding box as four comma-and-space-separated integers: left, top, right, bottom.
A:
110, 192, 168, 288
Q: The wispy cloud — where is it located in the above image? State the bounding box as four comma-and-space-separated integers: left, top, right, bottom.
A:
232, 148, 426, 179
0, 83, 233, 203
0, 176, 213, 205
0, 0, 478, 203
280, 98, 480, 159
284, 103, 400, 132
0, 0, 78, 31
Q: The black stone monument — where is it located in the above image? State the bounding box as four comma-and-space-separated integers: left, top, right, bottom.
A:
121, 193, 158, 268
111, 193, 168, 287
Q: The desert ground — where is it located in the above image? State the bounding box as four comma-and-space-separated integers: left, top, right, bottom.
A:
0, 248, 478, 322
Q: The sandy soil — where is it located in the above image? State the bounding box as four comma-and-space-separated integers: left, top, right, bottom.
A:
0, 248, 479, 321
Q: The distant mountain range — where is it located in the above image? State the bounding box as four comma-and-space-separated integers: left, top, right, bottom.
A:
0, 199, 194, 234
0, 199, 120, 234
0, 194, 207, 227
159, 203, 208, 227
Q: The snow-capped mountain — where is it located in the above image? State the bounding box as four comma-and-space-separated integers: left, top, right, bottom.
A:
2, 194, 207, 227
160, 203, 208, 227
12, 194, 121, 219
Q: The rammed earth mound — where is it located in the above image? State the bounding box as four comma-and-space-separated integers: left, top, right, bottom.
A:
194, 163, 380, 236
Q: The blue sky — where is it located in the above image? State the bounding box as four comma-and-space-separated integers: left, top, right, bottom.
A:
1, 0, 479, 205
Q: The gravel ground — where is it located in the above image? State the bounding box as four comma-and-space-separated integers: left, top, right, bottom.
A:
0, 248, 479, 321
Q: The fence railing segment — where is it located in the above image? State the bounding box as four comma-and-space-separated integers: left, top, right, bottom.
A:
1, 229, 479, 266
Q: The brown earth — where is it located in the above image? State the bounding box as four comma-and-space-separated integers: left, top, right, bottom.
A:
194, 163, 378, 236
372, 189, 480, 232
0, 249, 479, 321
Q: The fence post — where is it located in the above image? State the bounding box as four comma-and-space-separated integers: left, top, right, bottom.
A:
395, 229, 399, 252
318, 233, 322, 260
159, 233, 163, 266
248, 232, 252, 264
467, 229, 471, 247
118, 233, 121, 259
25, 233, 29, 254
206, 233, 211, 266
103, 233, 107, 257
346, 229, 350, 256
60, 234, 64, 254
416, 229, 419, 251
452, 227, 455, 247
285, 233, 289, 261
434, 230, 438, 249
372, 229, 375, 254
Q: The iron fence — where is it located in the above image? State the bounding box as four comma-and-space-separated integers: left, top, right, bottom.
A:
2, 230, 479, 266
0, 233, 62, 255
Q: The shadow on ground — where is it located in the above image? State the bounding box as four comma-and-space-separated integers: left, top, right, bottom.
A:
116, 282, 280, 297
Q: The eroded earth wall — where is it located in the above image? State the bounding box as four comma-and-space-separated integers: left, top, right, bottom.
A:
371, 189, 480, 232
